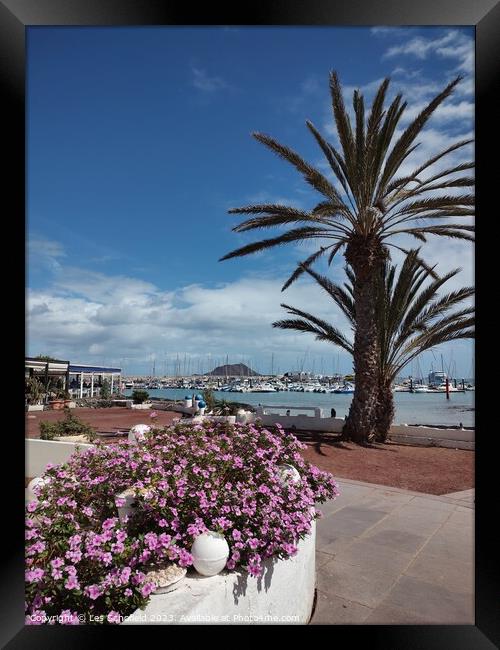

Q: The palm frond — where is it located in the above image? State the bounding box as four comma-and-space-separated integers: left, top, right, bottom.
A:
376, 76, 463, 197
281, 246, 330, 292
274, 303, 353, 353
253, 132, 340, 202
219, 227, 335, 261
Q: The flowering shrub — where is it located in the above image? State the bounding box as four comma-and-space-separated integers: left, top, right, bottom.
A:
25, 420, 339, 624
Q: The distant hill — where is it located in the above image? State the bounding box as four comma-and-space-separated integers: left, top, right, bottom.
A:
208, 363, 260, 377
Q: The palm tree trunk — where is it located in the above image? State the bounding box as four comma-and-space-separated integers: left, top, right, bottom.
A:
375, 379, 395, 442
342, 239, 383, 444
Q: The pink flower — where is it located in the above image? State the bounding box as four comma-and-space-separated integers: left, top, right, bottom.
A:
86, 584, 101, 600
25, 568, 44, 583
178, 549, 193, 567
140, 582, 155, 598
64, 575, 80, 590
107, 610, 121, 624
248, 564, 262, 577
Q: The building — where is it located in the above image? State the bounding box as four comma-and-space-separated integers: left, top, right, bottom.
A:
25, 358, 122, 403
428, 370, 447, 387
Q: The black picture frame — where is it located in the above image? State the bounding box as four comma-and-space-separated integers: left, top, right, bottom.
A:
4, 0, 498, 646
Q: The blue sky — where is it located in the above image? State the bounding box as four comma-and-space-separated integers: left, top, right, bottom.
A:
27, 26, 474, 377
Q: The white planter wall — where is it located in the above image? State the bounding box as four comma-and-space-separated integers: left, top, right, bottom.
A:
26, 438, 93, 478
123, 520, 316, 625
388, 425, 474, 450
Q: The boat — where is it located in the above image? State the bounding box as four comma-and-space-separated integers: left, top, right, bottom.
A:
247, 382, 276, 393
411, 385, 432, 393
333, 383, 355, 394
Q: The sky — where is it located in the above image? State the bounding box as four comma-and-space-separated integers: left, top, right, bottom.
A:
26, 26, 474, 377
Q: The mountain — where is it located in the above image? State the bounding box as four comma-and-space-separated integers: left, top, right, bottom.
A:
208, 363, 260, 377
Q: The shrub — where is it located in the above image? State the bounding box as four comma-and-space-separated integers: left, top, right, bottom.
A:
100, 379, 111, 400
26, 377, 45, 405
202, 389, 254, 415
131, 390, 149, 404
39, 409, 96, 442
25, 420, 339, 624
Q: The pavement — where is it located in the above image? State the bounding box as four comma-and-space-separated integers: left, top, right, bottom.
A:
311, 478, 474, 624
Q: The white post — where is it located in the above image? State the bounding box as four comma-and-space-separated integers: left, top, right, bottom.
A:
80, 373, 83, 398
111, 374, 114, 395
91, 374, 94, 398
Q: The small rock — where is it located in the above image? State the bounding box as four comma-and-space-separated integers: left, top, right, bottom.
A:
145, 562, 187, 594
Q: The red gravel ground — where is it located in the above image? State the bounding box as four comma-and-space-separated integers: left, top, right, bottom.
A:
296, 432, 474, 495
25, 408, 474, 495
25, 407, 181, 439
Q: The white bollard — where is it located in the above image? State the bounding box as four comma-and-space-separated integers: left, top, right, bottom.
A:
128, 424, 151, 445
191, 531, 230, 576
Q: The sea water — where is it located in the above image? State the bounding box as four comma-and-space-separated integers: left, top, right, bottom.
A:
124, 388, 475, 428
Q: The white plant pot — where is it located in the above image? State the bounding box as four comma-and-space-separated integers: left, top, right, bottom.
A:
184, 399, 193, 408
278, 464, 301, 485
128, 424, 151, 444
190, 531, 230, 576
115, 488, 137, 525
27, 476, 51, 502
236, 409, 248, 423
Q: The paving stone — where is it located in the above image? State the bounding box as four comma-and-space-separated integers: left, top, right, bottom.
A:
399, 502, 455, 523
316, 535, 355, 557
357, 492, 414, 514
316, 550, 336, 569
444, 489, 475, 500
317, 506, 387, 541
311, 479, 474, 625
362, 527, 427, 554
410, 495, 459, 512
446, 507, 475, 527
311, 590, 373, 624
316, 559, 400, 608
381, 575, 474, 623
422, 526, 474, 564
365, 603, 432, 624
332, 538, 414, 574
404, 552, 474, 594
363, 511, 443, 539
318, 498, 354, 516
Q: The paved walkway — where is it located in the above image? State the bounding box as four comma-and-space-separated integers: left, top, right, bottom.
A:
311, 478, 474, 624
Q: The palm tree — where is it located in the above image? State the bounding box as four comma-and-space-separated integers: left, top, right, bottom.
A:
220, 72, 474, 442
272, 250, 474, 442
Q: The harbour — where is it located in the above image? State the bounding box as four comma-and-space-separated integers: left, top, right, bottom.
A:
122, 384, 475, 428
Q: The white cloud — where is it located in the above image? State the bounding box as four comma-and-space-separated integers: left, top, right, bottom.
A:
28, 235, 66, 272
27, 231, 473, 375
382, 30, 474, 75
191, 66, 227, 93
26, 265, 355, 374
370, 27, 414, 38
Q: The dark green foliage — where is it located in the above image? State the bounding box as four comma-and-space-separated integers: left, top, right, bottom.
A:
100, 379, 111, 399
39, 408, 96, 441
132, 389, 149, 404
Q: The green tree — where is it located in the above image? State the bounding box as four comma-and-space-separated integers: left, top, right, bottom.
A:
100, 379, 111, 399
272, 250, 474, 442
220, 72, 474, 442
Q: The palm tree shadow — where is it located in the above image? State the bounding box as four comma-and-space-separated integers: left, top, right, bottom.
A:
293, 430, 347, 455
292, 430, 398, 454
